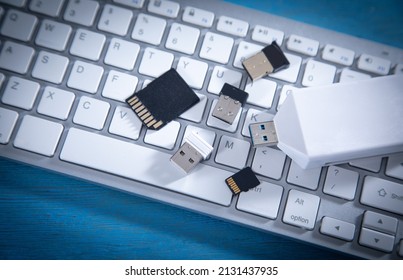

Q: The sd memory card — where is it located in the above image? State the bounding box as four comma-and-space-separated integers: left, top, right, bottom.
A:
126, 69, 199, 130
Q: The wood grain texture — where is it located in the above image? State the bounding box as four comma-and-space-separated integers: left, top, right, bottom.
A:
2, 0, 402, 260
0, 158, 352, 260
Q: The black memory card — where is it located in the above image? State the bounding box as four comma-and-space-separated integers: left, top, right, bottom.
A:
225, 167, 260, 195
126, 68, 199, 130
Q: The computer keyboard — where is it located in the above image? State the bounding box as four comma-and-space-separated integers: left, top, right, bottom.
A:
0, 0, 402, 260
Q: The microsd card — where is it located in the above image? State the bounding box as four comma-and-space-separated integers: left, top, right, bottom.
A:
225, 167, 260, 195
126, 69, 199, 130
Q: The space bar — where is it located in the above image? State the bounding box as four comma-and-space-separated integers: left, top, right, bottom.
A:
60, 128, 233, 206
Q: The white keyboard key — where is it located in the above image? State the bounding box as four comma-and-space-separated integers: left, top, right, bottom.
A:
67, 60, 104, 94
70, 29, 106, 61
207, 66, 242, 94
148, 0, 179, 18
199, 32, 234, 64
217, 16, 249, 37
98, 4, 133, 36
179, 92, 207, 123
181, 125, 216, 148
73, 96, 110, 130
320, 217, 355, 241
233, 41, 263, 69
0, 73, 4, 88
359, 227, 395, 253
0, 0, 26, 7
287, 35, 319, 56
339, 68, 371, 83
360, 176, 403, 215
237, 182, 283, 219
0, 9, 38, 42
104, 38, 140, 71
206, 99, 242, 133
144, 121, 180, 150
165, 23, 200, 55
349, 156, 382, 173
269, 52, 302, 83
362, 211, 398, 235
252, 25, 285, 46
64, 0, 99, 26
32, 51, 69, 84
2, 76, 39, 110
60, 128, 233, 206
182, 6, 214, 28
113, 0, 144, 8
283, 189, 320, 230
302, 60, 336, 87
357, 54, 391, 75
215, 135, 250, 169
287, 161, 321, 190
241, 108, 274, 137
277, 85, 299, 110
385, 153, 403, 180
29, 0, 64, 17
109, 106, 142, 140
0, 107, 18, 144
131, 13, 166, 45
0, 41, 34, 74
138, 47, 174, 78
176, 57, 208, 90
102, 70, 138, 102
394, 63, 403, 75
37, 86, 75, 120
35, 19, 72, 51
252, 147, 286, 180
322, 44, 355, 66
244, 78, 277, 109
142, 79, 152, 88
14, 115, 63, 157
323, 166, 359, 200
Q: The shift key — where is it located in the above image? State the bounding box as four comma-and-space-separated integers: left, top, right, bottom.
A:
360, 176, 403, 215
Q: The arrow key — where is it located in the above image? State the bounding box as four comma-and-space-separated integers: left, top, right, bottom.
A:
320, 216, 355, 241
362, 211, 398, 235
359, 227, 395, 253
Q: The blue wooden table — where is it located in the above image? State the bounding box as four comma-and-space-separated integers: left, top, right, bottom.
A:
1, 0, 402, 260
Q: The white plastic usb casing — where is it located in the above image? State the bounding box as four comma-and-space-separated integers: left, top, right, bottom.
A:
170, 132, 213, 173
273, 75, 403, 169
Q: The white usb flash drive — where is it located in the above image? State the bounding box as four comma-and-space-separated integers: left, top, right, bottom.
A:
249, 75, 403, 169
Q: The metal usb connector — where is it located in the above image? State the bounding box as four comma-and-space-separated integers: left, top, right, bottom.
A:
249, 121, 278, 147
212, 83, 248, 125
170, 132, 213, 173
242, 41, 290, 81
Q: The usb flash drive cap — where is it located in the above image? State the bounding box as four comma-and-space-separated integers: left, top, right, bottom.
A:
249, 121, 278, 147
170, 132, 213, 173
212, 83, 248, 124
271, 75, 403, 169
242, 41, 289, 81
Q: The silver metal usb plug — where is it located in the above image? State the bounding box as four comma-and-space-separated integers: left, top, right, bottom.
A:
249, 121, 278, 147
170, 132, 213, 173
